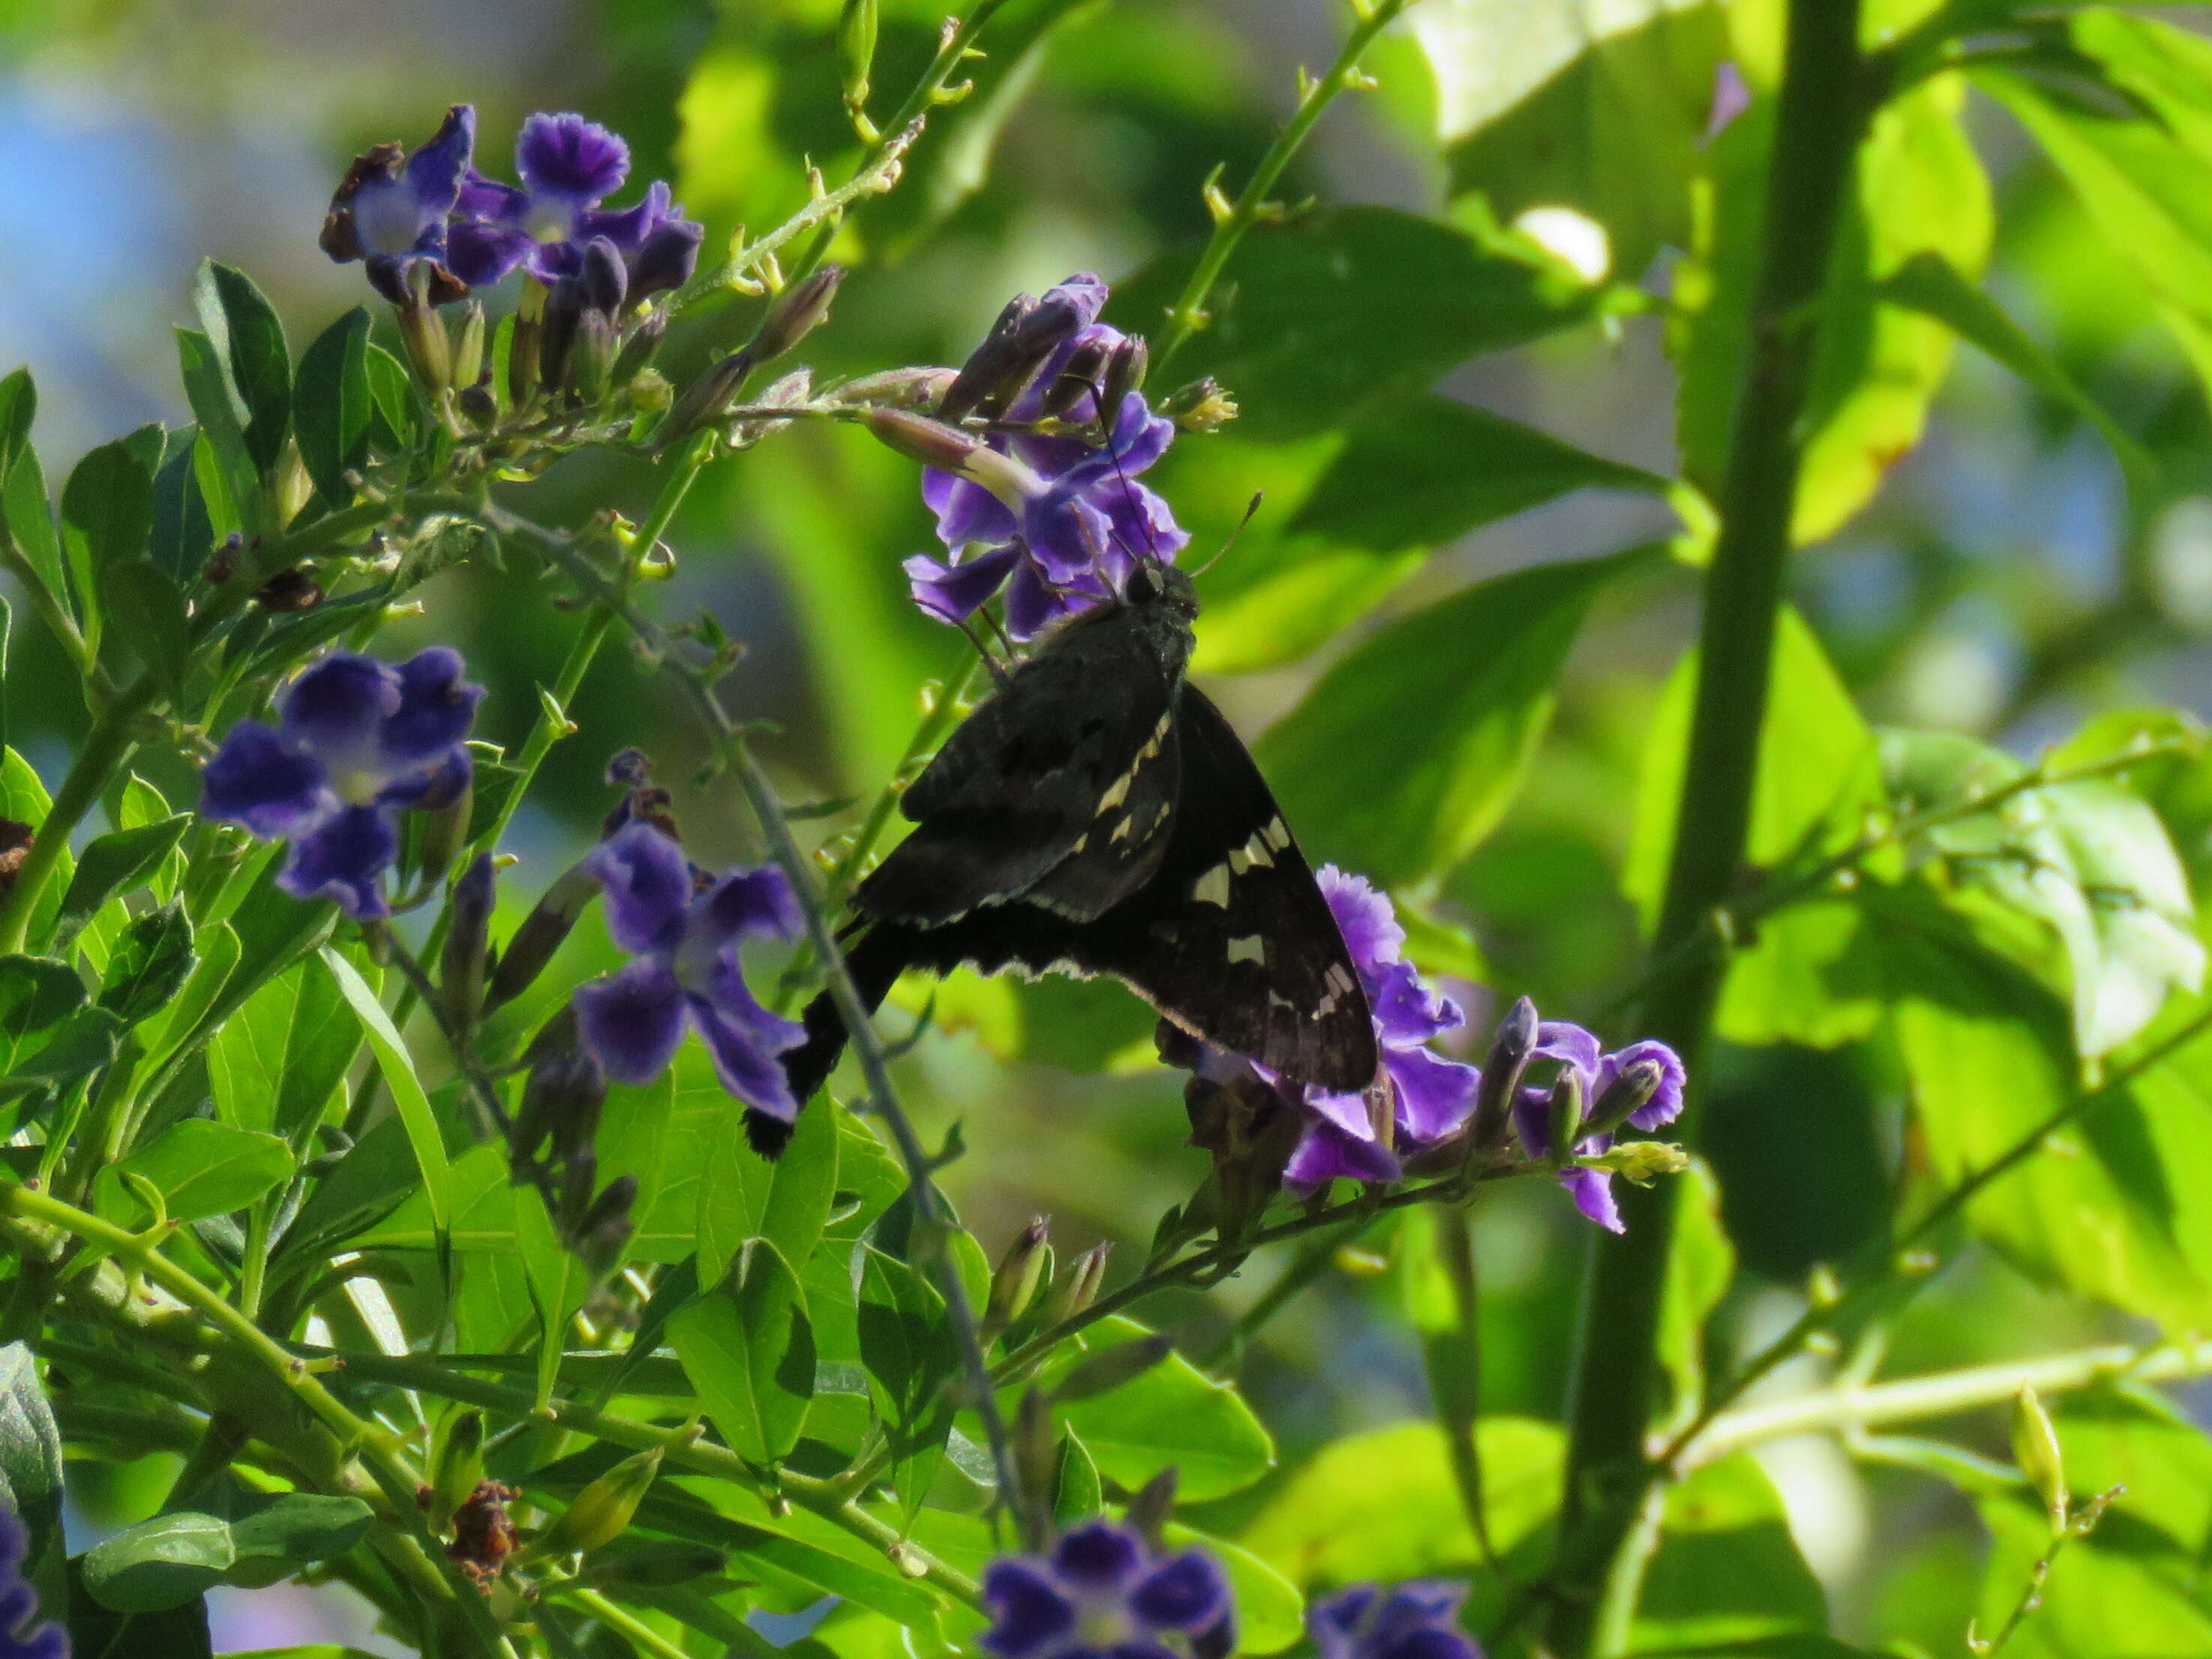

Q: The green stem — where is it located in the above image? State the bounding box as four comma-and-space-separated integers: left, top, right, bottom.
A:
1427, 1208, 1495, 1566
1544, 5, 1869, 1653
1151, 0, 1412, 376
554, 1585, 692, 1659
2, 1181, 518, 1658
1691, 1336, 2212, 1467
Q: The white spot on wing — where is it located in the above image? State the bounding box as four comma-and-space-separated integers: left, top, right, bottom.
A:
1243, 831, 1274, 868
1229, 846, 1251, 874
1262, 817, 1292, 852
1099, 771, 1133, 812
1193, 864, 1232, 908
1227, 935, 1265, 966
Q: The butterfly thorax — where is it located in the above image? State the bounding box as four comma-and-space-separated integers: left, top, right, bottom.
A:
1028, 560, 1198, 682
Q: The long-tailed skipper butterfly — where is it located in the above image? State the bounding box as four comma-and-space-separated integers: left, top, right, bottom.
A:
753, 419, 1377, 1158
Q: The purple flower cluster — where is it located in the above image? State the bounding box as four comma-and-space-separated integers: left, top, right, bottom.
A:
1312, 1582, 1481, 1659
980, 1522, 1232, 1659
322, 105, 701, 308
1511, 1022, 1685, 1232
200, 649, 482, 921
907, 274, 1188, 638
573, 822, 810, 1128
0, 1508, 63, 1659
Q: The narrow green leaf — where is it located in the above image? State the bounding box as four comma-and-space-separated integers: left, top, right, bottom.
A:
101, 1118, 292, 1222
207, 952, 362, 1147
221, 1492, 373, 1588
0, 447, 69, 638
671, 1239, 816, 1466
1260, 547, 1646, 885
1053, 1427, 1101, 1524
0, 1007, 121, 1102
195, 261, 291, 475
100, 563, 189, 698
1290, 393, 1673, 552
0, 368, 32, 478
295, 308, 373, 509
149, 424, 214, 582
56, 815, 190, 944
761, 1090, 839, 1276
323, 946, 449, 1233
59, 437, 155, 656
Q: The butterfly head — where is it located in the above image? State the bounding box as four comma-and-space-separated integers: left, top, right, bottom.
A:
1124, 558, 1198, 624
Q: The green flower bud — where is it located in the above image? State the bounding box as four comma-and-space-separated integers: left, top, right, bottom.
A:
752, 263, 846, 365
1545, 1068, 1586, 1166
1583, 1057, 1664, 1141
986, 1216, 1052, 1334
2012, 1384, 2069, 1535
1051, 1334, 1172, 1404
839, 0, 879, 116
865, 406, 988, 474
532, 1445, 665, 1559
1043, 1241, 1112, 1327
1157, 376, 1237, 432
450, 301, 488, 394
1471, 996, 1537, 1149
427, 1408, 486, 1532
488, 858, 601, 1012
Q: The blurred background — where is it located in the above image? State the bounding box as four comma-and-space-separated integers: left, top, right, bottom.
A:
7, 0, 2205, 1651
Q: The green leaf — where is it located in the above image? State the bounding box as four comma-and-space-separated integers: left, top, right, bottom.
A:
59, 436, 156, 651
1, 446, 70, 637
221, 1492, 373, 1588
150, 424, 214, 582
195, 261, 290, 474
101, 1118, 292, 1222
671, 1238, 816, 1466
0, 1006, 121, 1102
142, 921, 240, 1079
1656, 1155, 1735, 1430
1877, 249, 2155, 496
0, 955, 86, 1066
295, 309, 372, 510
1053, 1426, 1102, 1523
761, 1089, 839, 1278
362, 344, 415, 451
1259, 547, 1643, 886
0, 748, 68, 950
1042, 1316, 1274, 1502
1633, 1454, 1825, 1649
1673, 74, 1991, 542
1414, 0, 1727, 280
1881, 728, 2205, 1056
1110, 206, 1598, 440
0, 368, 32, 479
1631, 608, 1888, 1048
1241, 1418, 1562, 1583
1289, 393, 1673, 553
98, 902, 197, 1028
207, 953, 365, 1145
65, 1561, 210, 1659
56, 816, 190, 945
80, 1511, 233, 1612
100, 562, 190, 698
856, 1245, 959, 1521
1978, 12, 2212, 413
0, 1344, 65, 1619
1188, 547, 1424, 676
1891, 926, 2212, 1328
630, 1489, 944, 1626
321, 946, 449, 1234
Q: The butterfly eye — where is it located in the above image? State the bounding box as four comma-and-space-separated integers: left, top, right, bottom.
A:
1127, 564, 1160, 604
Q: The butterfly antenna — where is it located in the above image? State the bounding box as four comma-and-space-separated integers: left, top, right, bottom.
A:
954, 614, 1013, 688
1190, 491, 1264, 580
1090, 375, 1172, 580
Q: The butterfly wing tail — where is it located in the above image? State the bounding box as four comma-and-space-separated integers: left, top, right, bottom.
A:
754, 925, 911, 1157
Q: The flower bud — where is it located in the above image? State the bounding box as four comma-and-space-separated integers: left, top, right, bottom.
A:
510, 1046, 608, 1176
578, 237, 629, 319
508, 294, 544, 409
2012, 1384, 2068, 1535
450, 302, 488, 394
865, 406, 987, 473
830, 367, 959, 411
1472, 997, 1538, 1149
986, 1217, 1052, 1334
613, 308, 668, 387
631, 219, 703, 302
590, 1538, 725, 1588
1100, 334, 1148, 416
1040, 338, 1113, 422
729, 368, 813, 450
1051, 1334, 1172, 1403
656, 352, 752, 452
1545, 1068, 1586, 1166
488, 859, 602, 1011
571, 310, 619, 403
1124, 1467, 1178, 1551
1584, 1057, 1664, 1141
752, 264, 845, 365
428, 1408, 487, 1532
531, 1445, 664, 1559
559, 1146, 601, 1237
395, 266, 453, 394
839, 0, 879, 116
440, 853, 497, 1033
940, 286, 1093, 423
1043, 1242, 1111, 1326
413, 768, 474, 897
572, 1174, 638, 1270
1012, 1388, 1056, 1543
626, 368, 673, 416
1157, 376, 1237, 432
458, 380, 499, 428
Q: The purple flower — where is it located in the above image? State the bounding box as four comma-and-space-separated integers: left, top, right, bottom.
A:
0, 1507, 65, 1659
573, 822, 809, 1125
1511, 1021, 1685, 1232
1168, 867, 1481, 1192
200, 649, 482, 922
320, 105, 477, 305
980, 1522, 1233, 1659
1313, 1582, 1481, 1659
906, 274, 1188, 639
446, 112, 702, 298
